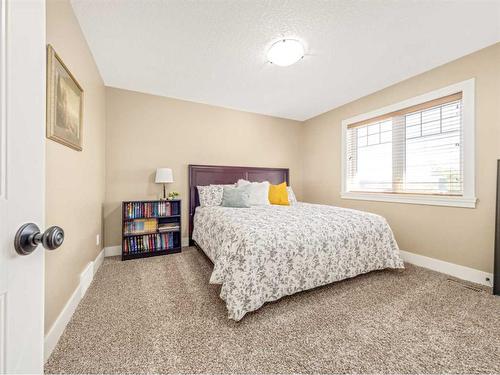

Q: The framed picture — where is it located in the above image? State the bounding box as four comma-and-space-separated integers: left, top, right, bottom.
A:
46, 44, 83, 151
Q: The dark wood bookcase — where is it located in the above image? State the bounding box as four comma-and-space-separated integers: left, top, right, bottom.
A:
122, 199, 182, 261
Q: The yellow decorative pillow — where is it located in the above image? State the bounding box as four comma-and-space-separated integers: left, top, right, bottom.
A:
268, 182, 289, 205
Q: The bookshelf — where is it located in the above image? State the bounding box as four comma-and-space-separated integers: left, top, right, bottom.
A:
122, 200, 182, 261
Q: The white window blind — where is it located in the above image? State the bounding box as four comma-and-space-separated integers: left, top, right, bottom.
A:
345, 92, 463, 196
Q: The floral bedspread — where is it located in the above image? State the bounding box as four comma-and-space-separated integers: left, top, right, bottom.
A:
192, 202, 404, 321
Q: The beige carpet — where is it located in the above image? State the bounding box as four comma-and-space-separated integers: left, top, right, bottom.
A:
45, 247, 500, 374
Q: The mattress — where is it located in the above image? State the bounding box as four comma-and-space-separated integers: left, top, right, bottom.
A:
192, 202, 404, 320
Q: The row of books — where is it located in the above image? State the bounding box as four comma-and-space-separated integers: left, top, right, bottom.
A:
158, 222, 180, 232
123, 233, 176, 254
124, 219, 158, 235
124, 201, 180, 219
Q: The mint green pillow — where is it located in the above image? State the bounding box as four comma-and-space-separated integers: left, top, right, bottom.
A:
221, 186, 251, 208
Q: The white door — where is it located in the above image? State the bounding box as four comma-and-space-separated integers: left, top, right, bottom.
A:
0, 0, 47, 373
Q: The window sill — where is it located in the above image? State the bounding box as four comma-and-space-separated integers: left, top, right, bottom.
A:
341, 191, 477, 208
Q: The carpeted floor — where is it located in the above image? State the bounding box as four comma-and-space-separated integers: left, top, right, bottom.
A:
45, 247, 500, 374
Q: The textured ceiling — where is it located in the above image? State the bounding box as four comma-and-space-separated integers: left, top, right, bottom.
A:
71, 0, 500, 121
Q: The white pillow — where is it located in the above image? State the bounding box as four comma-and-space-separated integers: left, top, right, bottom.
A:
236, 179, 251, 187
197, 185, 223, 207
236, 179, 270, 206
287, 187, 298, 204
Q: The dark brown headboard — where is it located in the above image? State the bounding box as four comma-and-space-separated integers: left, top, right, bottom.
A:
188, 164, 289, 245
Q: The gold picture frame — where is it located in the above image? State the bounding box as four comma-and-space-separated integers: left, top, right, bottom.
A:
46, 44, 83, 151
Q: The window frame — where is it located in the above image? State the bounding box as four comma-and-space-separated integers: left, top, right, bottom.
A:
341, 79, 476, 208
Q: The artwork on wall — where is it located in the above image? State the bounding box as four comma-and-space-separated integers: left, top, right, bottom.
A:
46, 44, 83, 151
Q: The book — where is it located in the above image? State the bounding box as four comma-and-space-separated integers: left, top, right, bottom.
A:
124, 201, 178, 219
158, 222, 179, 232
124, 219, 158, 235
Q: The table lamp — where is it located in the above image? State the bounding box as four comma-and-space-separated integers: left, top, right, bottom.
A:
155, 168, 174, 200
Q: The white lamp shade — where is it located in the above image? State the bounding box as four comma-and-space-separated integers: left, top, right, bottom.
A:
155, 168, 174, 183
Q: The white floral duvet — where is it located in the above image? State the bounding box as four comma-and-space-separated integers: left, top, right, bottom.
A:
192, 202, 404, 321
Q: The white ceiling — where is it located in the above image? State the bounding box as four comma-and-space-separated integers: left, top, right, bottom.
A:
71, 0, 500, 121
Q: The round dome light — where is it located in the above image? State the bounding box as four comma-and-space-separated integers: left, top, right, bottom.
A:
267, 39, 305, 67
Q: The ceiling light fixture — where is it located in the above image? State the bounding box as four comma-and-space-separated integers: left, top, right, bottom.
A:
267, 39, 305, 67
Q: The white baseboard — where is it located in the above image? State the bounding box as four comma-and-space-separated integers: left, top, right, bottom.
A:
94, 248, 104, 273
400, 250, 493, 287
44, 248, 105, 362
104, 245, 121, 257
79, 262, 93, 299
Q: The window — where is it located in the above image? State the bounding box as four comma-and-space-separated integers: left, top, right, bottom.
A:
342, 79, 476, 208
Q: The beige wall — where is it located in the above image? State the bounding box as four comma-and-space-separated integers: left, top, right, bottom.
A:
45, 0, 106, 332
302, 43, 500, 273
104, 87, 303, 247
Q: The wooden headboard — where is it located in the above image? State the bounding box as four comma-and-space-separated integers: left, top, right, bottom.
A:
188, 164, 289, 245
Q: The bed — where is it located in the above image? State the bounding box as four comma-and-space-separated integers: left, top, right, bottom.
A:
189, 164, 404, 321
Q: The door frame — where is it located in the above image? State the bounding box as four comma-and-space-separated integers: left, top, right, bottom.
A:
0, 0, 7, 370
0, 0, 46, 372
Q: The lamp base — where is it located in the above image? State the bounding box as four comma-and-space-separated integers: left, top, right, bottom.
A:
160, 183, 168, 200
